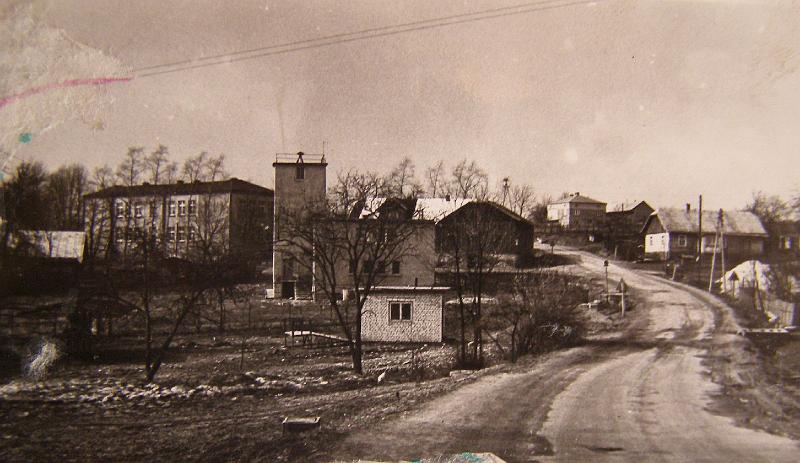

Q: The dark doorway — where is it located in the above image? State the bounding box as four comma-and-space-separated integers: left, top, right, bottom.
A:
282, 281, 295, 299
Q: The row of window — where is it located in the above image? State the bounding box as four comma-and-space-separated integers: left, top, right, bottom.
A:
116, 200, 197, 219
350, 260, 402, 274
115, 225, 197, 243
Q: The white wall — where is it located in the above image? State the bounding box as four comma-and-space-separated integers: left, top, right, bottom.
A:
362, 292, 443, 342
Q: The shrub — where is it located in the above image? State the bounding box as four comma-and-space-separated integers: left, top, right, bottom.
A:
23, 337, 62, 380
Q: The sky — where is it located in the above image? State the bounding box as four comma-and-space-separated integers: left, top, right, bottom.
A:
2, 0, 800, 211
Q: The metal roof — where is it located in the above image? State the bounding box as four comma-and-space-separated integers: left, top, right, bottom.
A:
549, 194, 606, 205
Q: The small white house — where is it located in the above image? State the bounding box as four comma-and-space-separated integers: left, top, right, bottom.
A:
361, 287, 449, 343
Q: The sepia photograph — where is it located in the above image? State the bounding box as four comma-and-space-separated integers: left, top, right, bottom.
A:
1, 1, 799, 461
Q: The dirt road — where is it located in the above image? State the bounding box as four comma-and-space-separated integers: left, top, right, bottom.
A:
329, 250, 800, 462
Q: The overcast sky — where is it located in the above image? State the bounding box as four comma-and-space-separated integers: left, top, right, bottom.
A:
3, 0, 800, 210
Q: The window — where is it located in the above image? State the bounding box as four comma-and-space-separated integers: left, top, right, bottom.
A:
391, 261, 401, 275
677, 235, 687, 247
349, 260, 357, 274
188, 226, 196, 241
167, 228, 176, 242
389, 302, 412, 321
116, 203, 126, 218
649, 236, 654, 246
376, 260, 386, 274
296, 164, 305, 180
134, 204, 143, 218
177, 226, 186, 242
178, 200, 186, 216
126, 226, 134, 242
188, 199, 196, 215
169, 201, 177, 217
363, 260, 374, 272
115, 227, 124, 243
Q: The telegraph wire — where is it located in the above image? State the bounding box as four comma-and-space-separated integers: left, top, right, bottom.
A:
135, 0, 605, 78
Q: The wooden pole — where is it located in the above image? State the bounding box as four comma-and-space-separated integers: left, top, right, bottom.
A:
719, 210, 726, 294
621, 290, 626, 318
708, 231, 719, 292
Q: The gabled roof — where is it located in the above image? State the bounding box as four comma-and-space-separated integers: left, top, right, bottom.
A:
643, 208, 767, 236
85, 178, 273, 199
549, 194, 606, 205
607, 200, 653, 215
355, 197, 533, 226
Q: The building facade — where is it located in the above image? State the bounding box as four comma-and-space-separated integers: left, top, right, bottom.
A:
642, 207, 768, 261
361, 287, 448, 343
84, 178, 273, 267
547, 193, 607, 231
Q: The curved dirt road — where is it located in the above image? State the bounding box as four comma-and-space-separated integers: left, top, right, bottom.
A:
329, 250, 799, 462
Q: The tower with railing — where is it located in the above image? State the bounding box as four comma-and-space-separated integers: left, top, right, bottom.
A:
272, 152, 327, 298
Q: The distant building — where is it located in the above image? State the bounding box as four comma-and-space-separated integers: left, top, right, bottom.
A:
641, 207, 768, 261
767, 220, 800, 256
7, 230, 86, 262
359, 196, 535, 267
547, 193, 607, 232
605, 201, 654, 259
84, 178, 273, 266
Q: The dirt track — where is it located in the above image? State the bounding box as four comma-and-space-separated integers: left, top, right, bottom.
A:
329, 249, 800, 462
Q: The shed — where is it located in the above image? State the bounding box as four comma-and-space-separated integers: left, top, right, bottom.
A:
361, 286, 450, 343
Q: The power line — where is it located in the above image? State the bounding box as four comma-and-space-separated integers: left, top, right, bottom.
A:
135, 0, 604, 78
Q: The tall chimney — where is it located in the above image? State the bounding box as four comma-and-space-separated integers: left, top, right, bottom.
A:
686, 203, 691, 213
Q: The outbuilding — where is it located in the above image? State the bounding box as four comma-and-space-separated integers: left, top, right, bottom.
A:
361, 286, 449, 343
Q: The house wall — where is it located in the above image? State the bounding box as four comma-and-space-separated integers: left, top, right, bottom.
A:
361, 291, 443, 342
645, 232, 669, 255
333, 222, 436, 291
548, 202, 606, 231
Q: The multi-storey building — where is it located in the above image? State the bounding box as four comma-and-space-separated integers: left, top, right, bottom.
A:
83, 178, 273, 267
547, 193, 607, 231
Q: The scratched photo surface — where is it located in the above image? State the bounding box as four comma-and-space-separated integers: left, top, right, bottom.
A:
2, 1, 800, 462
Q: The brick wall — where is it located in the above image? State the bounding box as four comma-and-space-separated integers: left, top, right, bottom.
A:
362, 291, 443, 342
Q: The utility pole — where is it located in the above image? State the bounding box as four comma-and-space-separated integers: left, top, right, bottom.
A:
719, 209, 726, 293
501, 177, 510, 207
697, 195, 703, 260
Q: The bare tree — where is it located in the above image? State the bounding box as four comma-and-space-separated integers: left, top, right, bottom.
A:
745, 190, 790, 228
491, 270, 585, 362
509, 183, 536, 219
425, 160, 446, 198
280, 170, 421, 373
384, 157, 423, 198
531, 193, 552, 224
164, 162, 179, 184
46, 164, 88, 231
448, 159, 489, 200
144, 145, 170, 184
438, 202, 517, 367
116, 146, 144, 187
205, 154, 229, 181
182, 151, 208, 182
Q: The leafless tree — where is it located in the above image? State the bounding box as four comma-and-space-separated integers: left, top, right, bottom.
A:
745, 190, 790, 228
144, 145, 170, 184
182, 151, 208, 183
45, 164, 88, 231
509, 183, 536, 219
439, 203, 517, 367
448, 159, 489, 200
425, 160, 446, 198
116, 146, 144, 187
384, 157, 423, 198
490, 271, 585, 362
205, 154, 229, 182
280, 170, 420, 373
